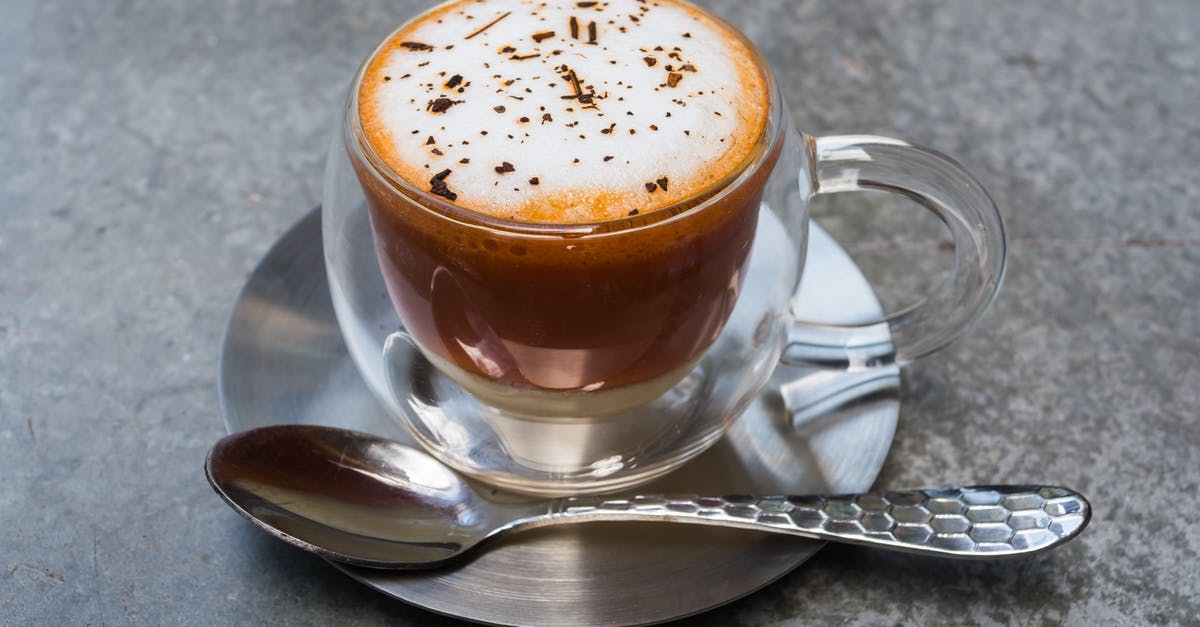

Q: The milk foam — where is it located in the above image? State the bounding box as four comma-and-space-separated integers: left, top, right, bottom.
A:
358, 0, 769, 223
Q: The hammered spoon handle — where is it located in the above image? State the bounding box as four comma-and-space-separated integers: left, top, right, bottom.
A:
546, 486, 1089, 558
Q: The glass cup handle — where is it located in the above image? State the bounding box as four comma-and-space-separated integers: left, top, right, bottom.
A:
782, 135, 1007, 369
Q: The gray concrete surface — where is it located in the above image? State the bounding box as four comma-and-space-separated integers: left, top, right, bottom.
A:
2, 0, 1197, 624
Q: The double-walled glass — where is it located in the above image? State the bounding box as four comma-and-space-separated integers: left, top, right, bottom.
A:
323, 3, 1005, 496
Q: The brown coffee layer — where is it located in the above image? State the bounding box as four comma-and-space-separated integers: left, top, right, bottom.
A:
354, 128, 780, 392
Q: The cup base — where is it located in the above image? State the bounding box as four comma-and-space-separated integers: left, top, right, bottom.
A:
383, 331, 738, 496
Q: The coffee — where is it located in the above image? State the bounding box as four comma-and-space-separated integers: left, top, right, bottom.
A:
358, 0, 769, 223
351, 0, 779, 414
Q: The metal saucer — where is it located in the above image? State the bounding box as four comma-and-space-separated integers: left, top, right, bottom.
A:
219, 207, 899, 626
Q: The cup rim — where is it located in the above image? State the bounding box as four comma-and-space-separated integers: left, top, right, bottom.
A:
344, 0, 786, 238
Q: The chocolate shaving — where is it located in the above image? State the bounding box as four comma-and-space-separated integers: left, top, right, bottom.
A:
558, 66, 599, 108
431, 148, 444, 156
494, 105, 506, 113
532, 31, 556, 43
666, 72, 683, 88
427, 97, 463, 113
564, 68, 582, 96
510, 53, 540, 60
465, 11, 511, 39
500, 46, 516, 53
495, 162, 516, 174
657, 177, 669, 191
587, 21, 597, 44
604, 155, 614, 161
400, 41, 434, 51
459, 158, 470, 164
542, 113, 553, 123
426, 136, 436, 145
643, 57, 657, 67
578, 1, 598, 7
628, 209, 639, 216
529, 177, 540, 185
645, 182, 658, 192
570, 16, 580, 39
429, 169, 457, 200
445, 74, 463, 89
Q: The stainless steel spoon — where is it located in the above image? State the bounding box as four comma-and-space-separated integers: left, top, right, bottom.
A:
205, 425, 1090, 569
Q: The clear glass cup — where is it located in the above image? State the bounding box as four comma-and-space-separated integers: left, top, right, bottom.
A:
322, 3, 1006, 496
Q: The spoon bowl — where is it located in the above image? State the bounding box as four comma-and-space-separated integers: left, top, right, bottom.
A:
206, 425, 1091, 568
206, 425, 543, 568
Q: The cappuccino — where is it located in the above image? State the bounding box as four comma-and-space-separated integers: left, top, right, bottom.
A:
358, 0, 769, 223
352, 0, 779, 413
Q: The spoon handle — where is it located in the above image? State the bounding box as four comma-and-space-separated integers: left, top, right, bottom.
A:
550, 486, 1089, 558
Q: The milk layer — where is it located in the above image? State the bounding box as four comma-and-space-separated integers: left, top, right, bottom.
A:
358, 0, 769, 223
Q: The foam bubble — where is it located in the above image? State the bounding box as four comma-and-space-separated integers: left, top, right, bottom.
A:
359, 0, 769, 223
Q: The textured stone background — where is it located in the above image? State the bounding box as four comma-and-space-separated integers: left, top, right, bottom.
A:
1, 0, 1197, 624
